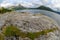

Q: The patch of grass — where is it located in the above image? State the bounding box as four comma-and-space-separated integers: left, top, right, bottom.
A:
2, 25, 27, 38
0, 33, 4, 40
2, 25, 58, 40
2, 25, 20, 37
26, 27, 58, 40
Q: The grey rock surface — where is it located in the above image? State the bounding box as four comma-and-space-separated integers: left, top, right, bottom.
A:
0, 11, 60, 40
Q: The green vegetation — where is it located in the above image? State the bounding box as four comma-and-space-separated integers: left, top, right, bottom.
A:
0, 33, 4, 40
2, 25, 20, 37
0, 7, 12, 14
0, 7, 26, 14
27, 27, 58, 40
2, 25, 58, 40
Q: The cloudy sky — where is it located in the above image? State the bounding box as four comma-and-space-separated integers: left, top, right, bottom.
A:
0, 0, 60, 11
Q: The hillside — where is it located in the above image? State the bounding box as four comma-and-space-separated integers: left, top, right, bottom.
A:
36, 6, 55, 12
36, 6, 60, 14
8, 4, 26, 10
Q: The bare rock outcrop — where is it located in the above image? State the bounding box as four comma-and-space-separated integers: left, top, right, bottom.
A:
0, 12, 60, 40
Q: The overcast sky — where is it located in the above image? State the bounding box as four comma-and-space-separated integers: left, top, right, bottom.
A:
0, 0, 60, 11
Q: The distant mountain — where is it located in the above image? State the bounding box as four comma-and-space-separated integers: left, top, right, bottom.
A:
0, 4, 60, 14
0, 4, 27, 13
8, 4, 26, 10
36, 6, 60, 14
36, 6, 55, 12
9, 5, 60, 14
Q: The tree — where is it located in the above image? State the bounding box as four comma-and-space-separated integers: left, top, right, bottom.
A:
0, 7, 12, 14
